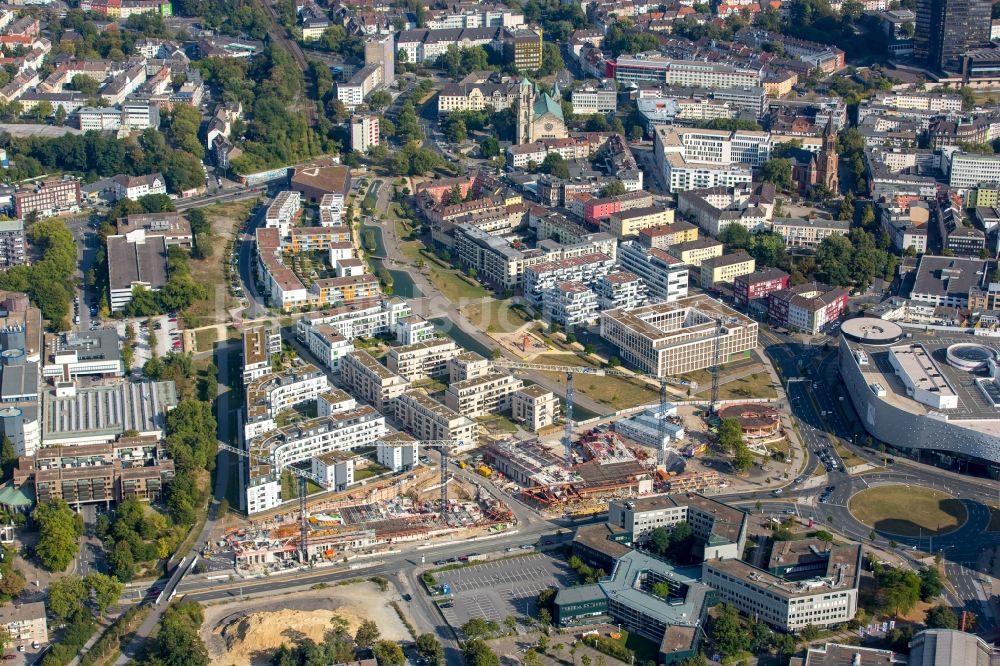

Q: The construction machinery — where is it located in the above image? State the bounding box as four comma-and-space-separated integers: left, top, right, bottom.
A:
490, 360, 694, 470
218, 437, 464, 563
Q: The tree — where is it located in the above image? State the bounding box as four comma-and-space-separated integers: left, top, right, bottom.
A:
602, 180, 627, 197
760, 157, 793, 189
960, 86, 977, 112
925, 604, 958, 629
463, 640, 501, 666
462, 617, 493, 639
711, 604, 751, 659
0, 435, 15, 481
32, 499, 84, 572
481, 136, 500, 158
373, 640, 405, 666
877, 567, 922, 617
540, 152, 569, 179
443, 115, 468, 143
71, 74, 100, 95
416, 634, 444, 666
537, 42, 564, 77
368, 90, 391, 113
84, 572, 124, 614
717, 418, 744, 453
355, 619, 380, 648
733, 443, 754, 473
149, 601, 209, 666
47, 575, 88, 624
919, 567, 944, 601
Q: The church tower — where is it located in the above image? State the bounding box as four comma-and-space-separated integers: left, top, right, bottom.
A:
817, 117, 839, 193
515, 79, 534, 145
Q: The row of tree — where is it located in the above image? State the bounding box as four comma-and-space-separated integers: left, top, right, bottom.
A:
0, 218, 77, 330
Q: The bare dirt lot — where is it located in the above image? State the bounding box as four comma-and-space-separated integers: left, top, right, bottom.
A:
201, 580, 410, 665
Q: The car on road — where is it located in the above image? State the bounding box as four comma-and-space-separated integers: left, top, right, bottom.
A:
401, 593, 412, 601
772, 488, 783, 496
794, 476, 804, 484
4, 654, 15, 660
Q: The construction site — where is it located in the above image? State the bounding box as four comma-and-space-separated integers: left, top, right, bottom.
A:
219, 459, 515, 573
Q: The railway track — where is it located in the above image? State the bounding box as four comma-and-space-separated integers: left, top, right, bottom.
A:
256, 0, 317, 124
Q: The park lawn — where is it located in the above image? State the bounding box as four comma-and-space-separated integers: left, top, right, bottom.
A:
848, 485, 967, 537
426, 264, 489, 302
534, 353, 660, 410
462, 299, 533, 334
195, 328, 217, 352
399, 240, 425, 265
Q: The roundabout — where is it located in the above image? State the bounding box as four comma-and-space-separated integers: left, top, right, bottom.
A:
847, 484, 968, 538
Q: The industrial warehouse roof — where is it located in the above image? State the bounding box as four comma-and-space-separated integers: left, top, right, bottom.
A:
43, 380, 178, 442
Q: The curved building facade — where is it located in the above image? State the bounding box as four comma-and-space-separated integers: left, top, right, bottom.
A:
838, 336, 1000, 468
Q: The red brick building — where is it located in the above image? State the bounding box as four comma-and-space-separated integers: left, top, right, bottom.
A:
734, 267, 790, 308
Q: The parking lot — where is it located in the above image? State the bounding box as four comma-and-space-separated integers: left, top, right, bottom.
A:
433, 554, 574, 628
118, 315, 182, 371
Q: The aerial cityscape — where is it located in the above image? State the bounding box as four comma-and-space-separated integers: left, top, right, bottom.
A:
0, 0, 998, 664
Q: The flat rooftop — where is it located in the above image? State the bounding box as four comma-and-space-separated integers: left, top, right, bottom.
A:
43, 380, 178, 439
845, 332, 1000, 425
889, 343, 955, 399
707, 543, 860, 600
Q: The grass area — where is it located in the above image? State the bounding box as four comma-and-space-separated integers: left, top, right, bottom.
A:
680, 358, 762, 391
833, 439, 866, 468
355, 463, 391, 481
477, 414, 519, 435
411, 377, 448, 393
534, 353, 660, 410
848, 485, 968, 537
694, 372, 777, 400
426, 264, 489, 302
609, 629, 659, 664
183, 200, 254, 327
462, 299, 534, 334
195, 327, 217, 351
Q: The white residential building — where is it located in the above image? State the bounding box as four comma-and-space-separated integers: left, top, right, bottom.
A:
523, 252, 616, 306
571, 83, 617, 115
264, 190, 302, 237
617, 241, 690, 303
385, 338, 460, 380
377, 437, 419, 472
351, 114, 380, 153
542, 281, 599, 327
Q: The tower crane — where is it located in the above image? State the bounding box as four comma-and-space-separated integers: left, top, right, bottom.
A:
488, 360, 695, 469
218, 438, 465, 562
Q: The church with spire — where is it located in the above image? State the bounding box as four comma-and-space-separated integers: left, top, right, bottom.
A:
515, 78, 568, 145
787, 117, 840, 195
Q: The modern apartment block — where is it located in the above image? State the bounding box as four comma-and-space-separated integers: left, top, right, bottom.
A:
243, 364, 330, 440
607, 494, 748, 560
879, 201, 930, 254
571, 82, 617, 115
377, 436, 419, 472
264, 190, 301, 237
385, 338, 461, 380
394, 390, 478, 444
242, 326, 282, 385
448, 351, 493, 383
703, 542, 861, 631
296, 297, 411, 344
311, 450, 354, 490
677, 183, 776, 237
511, 385, 559, 431
445, 372, 523, 418
523, 253, 616, 306
594, 271, 648, 311
600, 297, 759, 377
303, 324, 355, 373
245, 403, 385, 514
340, 350, 409, 412
617, 241, 690, 303
654, 126, 770, 192
543, 281, 600, 328
0, 220, 26, 269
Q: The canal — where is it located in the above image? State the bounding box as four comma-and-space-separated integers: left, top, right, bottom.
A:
362, 224, 423, 299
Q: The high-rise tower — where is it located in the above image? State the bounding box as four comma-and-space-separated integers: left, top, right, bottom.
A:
914, 0, 990, 72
